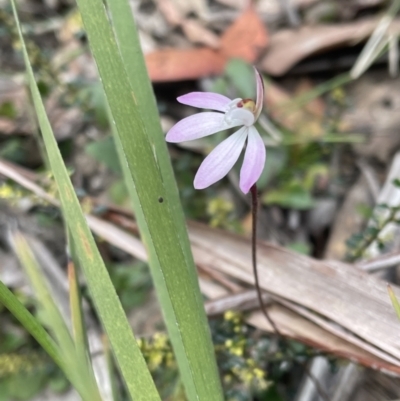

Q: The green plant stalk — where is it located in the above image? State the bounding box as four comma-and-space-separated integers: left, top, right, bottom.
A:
11, 232, 75, 358
10, 2, 160, 400
0, 258, 94, 400
105, 0, 211, 316
0, 281, 63, 368
78, 0, 223, 399
11, 231, 101, 401
282, 72, 351, 113
351, 0, 400, 78
349, 207, 399, 261
68, 260, 101, 401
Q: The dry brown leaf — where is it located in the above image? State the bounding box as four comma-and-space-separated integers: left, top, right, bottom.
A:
157, 0, 182, 26
92, 207, 400, 374
264, 79, 324, 137
157, 0, 220, 48
145, 5, 268, 82
220, 6, 268, 62
189, 222, 400, 366
262, 19, 400, 76
181, 19, 221, 49
171, 0, 207, 17
146, 48, 226, 82
202, 271, 400, 374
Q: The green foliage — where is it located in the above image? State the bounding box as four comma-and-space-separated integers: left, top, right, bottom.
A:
0, 101, 16, 118
110, 261, 153, 311
256, 147, 288, 190
85, 136, 121, 174
0, 138, 27, 164
263, 181, 315, 210
225, 59, 256, 99
346, 203, 400, 261
287, 241, 311, 255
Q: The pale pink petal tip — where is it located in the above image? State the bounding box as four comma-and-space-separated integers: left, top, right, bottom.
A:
253, 67, 264, 120
194, 127, 248, 189
166, 112, 225, 143
177, 92, 232, 112
239, 126, 266, 194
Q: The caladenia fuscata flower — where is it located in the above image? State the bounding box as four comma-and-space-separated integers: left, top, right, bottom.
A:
166, 68, 266, 194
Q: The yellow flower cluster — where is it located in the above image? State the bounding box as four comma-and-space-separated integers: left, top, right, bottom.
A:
207, 197, 234, 228
221, 310, 271, 394
0, 352, 44, 377
0, 184, 23, 202
137, 332, 175, 372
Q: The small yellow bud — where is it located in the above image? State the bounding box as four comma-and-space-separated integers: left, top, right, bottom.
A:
253, 368, 265, 379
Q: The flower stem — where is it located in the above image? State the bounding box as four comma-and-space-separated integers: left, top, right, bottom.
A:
250, 184, 330, 401
250, 185, 280, 334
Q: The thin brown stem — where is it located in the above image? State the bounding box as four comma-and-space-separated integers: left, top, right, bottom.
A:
250, 185, 280, 334
250, 184, 330, 401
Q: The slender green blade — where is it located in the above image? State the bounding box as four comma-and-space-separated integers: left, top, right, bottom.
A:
68, 261, 87, 357
0, 281, 63, 368
388, 285, 400, 321
10, 2, 160, 400
84, 0, 223, 399
10, 230, 99, 401
10, 231, 75, 360
68, 260, 101, 400
350, 0, 400, 79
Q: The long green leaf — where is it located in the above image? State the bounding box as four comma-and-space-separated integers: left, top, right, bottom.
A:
10, 230, 100, 401
388, 285, 400, 321
10, 2, 160, 400
81, 0, 223, 399
10, 231, 76, 360
68, 260, 101, 401
0, 281, 63, 367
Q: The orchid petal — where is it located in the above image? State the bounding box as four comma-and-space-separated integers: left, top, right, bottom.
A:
225, 108, 255, 127
239, 126, 266, 194
194, 127, 248, 189
166, 112, 242, 143
253, 67, 264, 120
177, 92, 232, 112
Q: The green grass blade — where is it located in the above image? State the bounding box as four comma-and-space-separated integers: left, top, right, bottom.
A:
388, 285, 400, 320
68, 260, 102, 400
87, 1, 223, 399
10, 231, 76, 359
10, 230, 99, 401
10, 2, 160, 400
68, 261, 87, 357
351, 0, 400, 79
0, 281, 63, 368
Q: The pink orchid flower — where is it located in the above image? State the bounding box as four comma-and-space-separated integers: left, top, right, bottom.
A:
166, 68, 266, 194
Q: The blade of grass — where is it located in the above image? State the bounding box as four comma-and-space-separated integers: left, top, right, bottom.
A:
10, 230, 101, 401
388, 285, 400, 321
68, 260, 87, 357
0, 281, 63, 367
10, 231, 76, 360
351, 0, 400, 79
282, 72, 352, 113
10, 2, 160, 400
78, 1, 223, 400
68, 260, 101, 400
